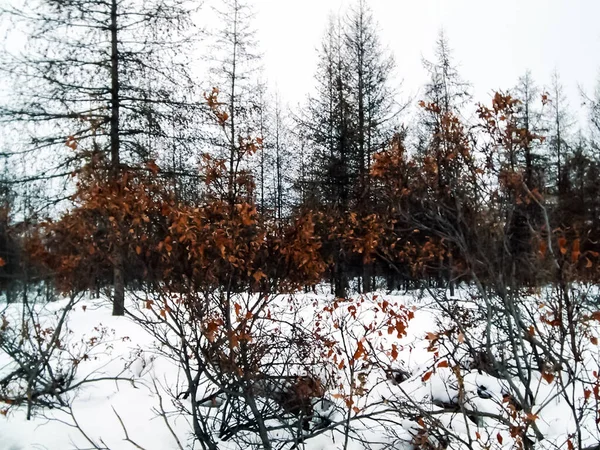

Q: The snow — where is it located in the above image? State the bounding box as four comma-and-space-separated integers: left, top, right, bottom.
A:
1, 289, 599, 449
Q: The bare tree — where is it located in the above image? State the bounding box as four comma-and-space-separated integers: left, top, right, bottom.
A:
0, 0, 201, 315
206, 0, 263, 206
548, 70, 574, 198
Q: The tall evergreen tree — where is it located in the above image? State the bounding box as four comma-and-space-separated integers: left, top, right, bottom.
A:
298, 3, 397, 296
300, 15, 353, 210
344, 0, 397, 206
418, 32, 471, 191
512, 71, 547, 189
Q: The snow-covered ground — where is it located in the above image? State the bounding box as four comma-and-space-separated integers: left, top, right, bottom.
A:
1, 288, 599, 449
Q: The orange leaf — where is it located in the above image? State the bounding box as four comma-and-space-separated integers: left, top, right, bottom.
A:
136, 246, 142, 255
524, 412, 539, 422
234, 303, 242, 317
568, 439, 574, 450
591, 336, 598, 345
0, 257, 5, 268
539, 240, 547, 257
65, 136, 77, 150
572, 239, 581, 262
145, 300, 153, 310
437, 360, 449, 368
252, 270, 265, 282
421, 371, 433, 382
475, 431, 481, 440
558, 237, 567, 255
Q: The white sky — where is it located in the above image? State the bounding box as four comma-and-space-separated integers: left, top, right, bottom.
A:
251, 0, 600, 122
4, 0, 600, 126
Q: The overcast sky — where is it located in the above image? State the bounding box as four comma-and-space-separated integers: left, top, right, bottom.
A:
249, 0, 600, 123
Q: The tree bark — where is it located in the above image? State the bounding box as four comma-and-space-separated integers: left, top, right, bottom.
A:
362, 263, 373, 293
110, 0, 125, 316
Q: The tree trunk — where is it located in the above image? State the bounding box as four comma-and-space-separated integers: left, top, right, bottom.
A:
112, 249, 125, 316
334, 262, 348, 298
110, 0, 124, 316
362, 263, 373, 293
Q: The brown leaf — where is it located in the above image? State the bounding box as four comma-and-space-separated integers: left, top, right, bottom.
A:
206, 321, 219, 342
391, 344, 399, 361
497, 433, 503, 445
541, 371, 555, 384
425, 332, 438, 341
421, 371, 433, 382
146, 160, 160, 175
353, 341, 366, 360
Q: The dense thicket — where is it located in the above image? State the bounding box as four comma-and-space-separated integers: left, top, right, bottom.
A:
0, 0, 599, 302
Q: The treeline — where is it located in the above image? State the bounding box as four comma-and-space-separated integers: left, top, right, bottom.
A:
1, 0, 600, 310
